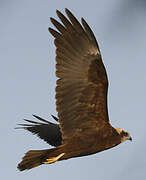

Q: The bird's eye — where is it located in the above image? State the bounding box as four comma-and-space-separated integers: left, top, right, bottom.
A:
122, 131, 128, 136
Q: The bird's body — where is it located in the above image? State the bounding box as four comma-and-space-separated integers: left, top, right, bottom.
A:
58, 126, 121, 160
17, 9, 131, 171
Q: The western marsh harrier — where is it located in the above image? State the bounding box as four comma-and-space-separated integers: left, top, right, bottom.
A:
17, 8, 132, 171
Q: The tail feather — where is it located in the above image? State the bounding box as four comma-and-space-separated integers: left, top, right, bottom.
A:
17, 148, 64, 171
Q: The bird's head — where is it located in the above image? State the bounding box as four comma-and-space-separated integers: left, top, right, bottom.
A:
115, 128, 132, 143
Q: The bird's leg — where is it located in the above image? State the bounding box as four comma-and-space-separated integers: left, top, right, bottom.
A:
43, 153, 65, 164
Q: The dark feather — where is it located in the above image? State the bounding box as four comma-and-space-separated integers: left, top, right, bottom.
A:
16, 115, 62, 147
51, 115, 58, 121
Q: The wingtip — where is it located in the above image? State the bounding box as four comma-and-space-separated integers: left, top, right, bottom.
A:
32, 114, 41, 119
14, 126, 21, 129
56, 9, 64, 18
81, 17, 87, 27
56, 9, 60, 15
48, 27, 53, 32
32, 114, 40, 119
65, 8, 71, 16
48, 27, 50, 32
81, 17, 85, 22
14, 124, 28, 129
50, 17, 54, 23
51, 114, 58, 122
65, 8, 70, 13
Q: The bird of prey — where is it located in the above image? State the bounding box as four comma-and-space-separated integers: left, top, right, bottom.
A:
17, 8, 132, 171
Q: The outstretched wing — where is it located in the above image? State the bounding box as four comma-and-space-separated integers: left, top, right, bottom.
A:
16, 115, 62, 147
49, 9, 109, 143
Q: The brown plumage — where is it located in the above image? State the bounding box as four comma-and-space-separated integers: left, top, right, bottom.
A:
17, 8, 132, 171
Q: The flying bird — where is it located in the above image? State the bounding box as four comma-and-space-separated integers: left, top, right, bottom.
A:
17, 8, 132, 171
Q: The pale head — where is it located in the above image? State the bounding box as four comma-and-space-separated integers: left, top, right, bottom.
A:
115, 128, 132, 143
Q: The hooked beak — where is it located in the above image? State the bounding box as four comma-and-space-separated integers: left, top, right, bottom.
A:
129, 136, 132, 141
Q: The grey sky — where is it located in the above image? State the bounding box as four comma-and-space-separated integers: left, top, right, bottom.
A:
1, 0, 146, 179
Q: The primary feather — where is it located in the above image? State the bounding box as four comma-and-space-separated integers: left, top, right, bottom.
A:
16, 115, 62, 147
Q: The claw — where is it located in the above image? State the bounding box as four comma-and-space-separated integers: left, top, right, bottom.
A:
43, 153, 65, 164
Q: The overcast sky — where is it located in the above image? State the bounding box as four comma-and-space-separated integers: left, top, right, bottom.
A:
1, 0, 146, 179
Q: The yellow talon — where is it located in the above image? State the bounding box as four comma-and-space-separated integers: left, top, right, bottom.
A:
44, 153, 65, 164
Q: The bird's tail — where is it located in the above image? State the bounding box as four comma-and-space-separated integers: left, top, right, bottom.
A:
17, 147, 65, 171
